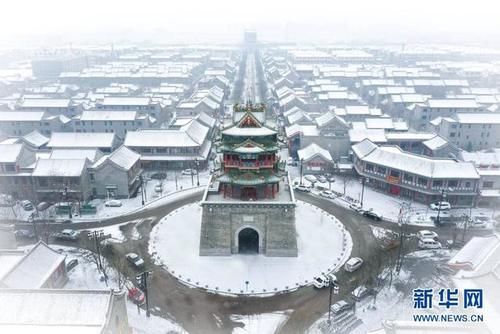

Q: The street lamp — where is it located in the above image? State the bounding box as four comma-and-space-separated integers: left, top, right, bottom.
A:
195, 158, 200, 186
360, 177, 368, 208
435, 188, 447, 226
300, 158, 304, 186
63, 186, 72, 219
327, 279, 339, 326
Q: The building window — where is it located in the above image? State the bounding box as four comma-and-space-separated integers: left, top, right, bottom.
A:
483, 181, 494, 188
448, 180, 458, 188
450, 132, 456, 137
432, 180, 443, 188
365, 163, 374, 172
390, 170, 400, 178
403, 174, 413, 183
417, 177, 427, 186
377, 166, 386, 174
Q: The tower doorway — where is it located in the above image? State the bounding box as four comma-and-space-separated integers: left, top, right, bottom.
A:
238, 228, 259, 254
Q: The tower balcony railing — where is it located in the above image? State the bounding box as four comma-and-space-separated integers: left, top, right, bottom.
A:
224, 160, 275, 168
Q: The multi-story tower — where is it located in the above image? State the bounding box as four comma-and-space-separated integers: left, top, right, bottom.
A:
200, 102, 297, 257
217, 102, 284, 200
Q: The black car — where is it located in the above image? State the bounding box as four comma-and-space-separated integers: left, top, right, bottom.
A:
363, 210, 382, 221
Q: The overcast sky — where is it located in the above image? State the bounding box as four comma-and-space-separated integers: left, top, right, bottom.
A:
2, 0, 500, 46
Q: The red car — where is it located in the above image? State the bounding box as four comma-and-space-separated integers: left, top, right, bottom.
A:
128, 287, 145, 305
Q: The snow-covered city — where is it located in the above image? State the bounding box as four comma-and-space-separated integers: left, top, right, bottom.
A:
0, 1, 500, 333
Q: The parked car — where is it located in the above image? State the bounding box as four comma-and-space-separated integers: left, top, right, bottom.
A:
363, 210, 382, 221
418, 238, 442, 249
54, 229, 80, 241
351, 285, 374, 301
429, 201, 451, 211
294, 185, 311, 193
36, 201, 51, 211
14, 229, 35, 239
381, 237, 400, 250
304, 174, 317, 183
344, 257, 363, 272
66, 259, 79, 271
105, 200, 122, 207
181, 169, 197, 175
286, 157, 295, 166
349, 203, 363, 212
128, 286, 145, 305
313, 275, 330, 289
21, 200, 34, 211
150, 172, 166, 180
316, 175, 327, 183
319, 190, 335, 199
126, 253, 145, 268
154, 184, 163, 193
330, 300, 353, 314
470, 215, 490, 229
313, 273, 338, 289
417, 230, 439, 241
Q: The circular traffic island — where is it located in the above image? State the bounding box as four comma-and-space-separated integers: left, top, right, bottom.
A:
148, 200, 352, 297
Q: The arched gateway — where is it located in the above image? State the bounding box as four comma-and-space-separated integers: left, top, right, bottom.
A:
238, 228, 259, 254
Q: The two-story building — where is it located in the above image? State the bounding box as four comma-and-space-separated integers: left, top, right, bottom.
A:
0, 144, 37, 201
90, 146, 142, 199
352, 139, 479, 206
430, 113, 500, 151
72, 110, 155, 139
124, 119, 211, 169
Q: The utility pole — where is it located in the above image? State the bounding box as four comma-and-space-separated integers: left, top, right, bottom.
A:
190, 164, 194, 186
462, 214, 469, 243
327, 279, 339, 326
300, 158, 304, 186
29, 213, 38, 241
175, 171, 178, 191
64, 185, 72, 219
360, 177, 367, 208
137, 271, 152, 317
88, 230, 107, 284
435, 189, 446, 225
195, 158, 200, 186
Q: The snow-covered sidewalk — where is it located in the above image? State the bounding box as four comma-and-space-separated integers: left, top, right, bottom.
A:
149, 201, 353, 296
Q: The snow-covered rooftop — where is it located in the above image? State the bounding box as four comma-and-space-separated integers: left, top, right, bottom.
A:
21, 130, 49, 148
47, 132, 116, 149
79, 110, 138, 121
0, 288, 115, 332
353, 139, 479, 179
0, 143, 23, 163
297, 143, 333, 162
125, 120, 209, 148
0, 242, 65, 289
32, 159, 88, 177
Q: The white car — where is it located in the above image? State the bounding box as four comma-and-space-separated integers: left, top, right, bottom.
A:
418, 238, 442, 249
294, 185, 311, 193
154, 184, 163, 193
313, 275, 330, 289
416, 230, 439, 241
181, 169, 197, 175
126, 253, 145, 268
330, 300, 353, 314
349, 203, 363, 212
344, 257, 363, 272
430, 201, 451, 211
470, 216, 490, 229
105, 200, 122, 207
316, 175, 327, 183
304, 174, 318, 183
313, 273, 338, 289
320, 190, 335, 199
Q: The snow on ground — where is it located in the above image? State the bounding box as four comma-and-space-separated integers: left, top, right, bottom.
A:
288, 165, 497, 227
22, 170, 211, 222
307, 248, 458, 334
149, 201, 353, 296
49, 244, 188, 334
231, 311, 291, 334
